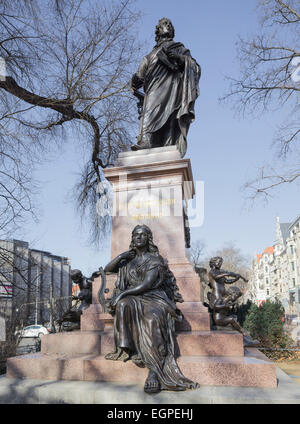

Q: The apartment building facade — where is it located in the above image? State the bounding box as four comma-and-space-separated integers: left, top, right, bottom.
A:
247, 215, 300, 317
0, 239, 71, 325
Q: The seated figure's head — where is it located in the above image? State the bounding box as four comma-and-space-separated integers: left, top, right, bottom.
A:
225, 286, 242, 303
155, 18, 175, 42
209, 256, 223, 269
129, 224, 159, 255
70, 269, 83, 283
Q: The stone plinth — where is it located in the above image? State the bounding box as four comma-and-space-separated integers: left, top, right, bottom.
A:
103, 146, 194, 267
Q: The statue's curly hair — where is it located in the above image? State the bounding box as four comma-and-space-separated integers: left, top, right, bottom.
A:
129, 224, 159, 255
209, 256, 223, 268
155, 17, 175, 42
70, 269, 83, 279
226, 286, 242, 302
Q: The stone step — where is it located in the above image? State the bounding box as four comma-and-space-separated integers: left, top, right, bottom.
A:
176, 331, 244, 357
41, 331, 101, 356
40, 330, 244, 357
6, 348, 277, 388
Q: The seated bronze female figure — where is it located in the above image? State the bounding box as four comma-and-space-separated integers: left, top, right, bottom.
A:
104, 224, 199, 394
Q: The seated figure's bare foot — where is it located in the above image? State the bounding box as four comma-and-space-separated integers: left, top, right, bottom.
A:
105, 347, 130, 362
144, 370, 160, 394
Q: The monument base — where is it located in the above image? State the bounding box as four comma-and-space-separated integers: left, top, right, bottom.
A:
6, 147, 277, 390
7, 346, 276, 389
6, 325, 276, 388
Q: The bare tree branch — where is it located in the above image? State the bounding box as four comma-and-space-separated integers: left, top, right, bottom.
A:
0, 0, 142, 242
221, 0, 300, 199
243, 165, 300, 200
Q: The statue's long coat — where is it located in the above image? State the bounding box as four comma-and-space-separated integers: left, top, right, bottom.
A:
136, 40, 201, 157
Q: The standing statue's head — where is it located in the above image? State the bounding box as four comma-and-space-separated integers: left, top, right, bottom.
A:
155, 18, 174, 43
129, 224, 159, 255
209, 256, 223, 269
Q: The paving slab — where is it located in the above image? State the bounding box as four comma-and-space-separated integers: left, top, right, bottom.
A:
0, 367, 300, 404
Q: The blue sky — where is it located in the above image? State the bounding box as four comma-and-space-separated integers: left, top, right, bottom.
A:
15, 0, 300, 275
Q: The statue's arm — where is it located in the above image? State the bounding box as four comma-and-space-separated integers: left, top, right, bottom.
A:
104, 250, 135, 273
110, 267, 158, 308
224, 271, 248, 283
214, 272, 248, 285
215, 270, 247, 282
104, 256, 122, 273
122, 267, 158, 296
131, 56, 148, 90
224, 276, 240, 284
214, 272, 232, 280
214, 302, 228, 312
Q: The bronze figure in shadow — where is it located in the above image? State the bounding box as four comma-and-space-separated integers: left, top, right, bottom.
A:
57, 269, 93, 331
104, 224, 199, 394
207, 257, 259, 346
130, 18, 201, 157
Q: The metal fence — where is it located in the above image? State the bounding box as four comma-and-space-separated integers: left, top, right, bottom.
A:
258, 347, 300, 352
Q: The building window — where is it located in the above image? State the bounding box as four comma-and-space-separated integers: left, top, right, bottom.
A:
267, 289, 270, 296
290, 245, 294, 255
266, 278, 269, 285
291, 262, 295, 271
265, 266, 268, 273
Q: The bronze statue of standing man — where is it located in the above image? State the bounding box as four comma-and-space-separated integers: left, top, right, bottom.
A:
130, 18, 201, 157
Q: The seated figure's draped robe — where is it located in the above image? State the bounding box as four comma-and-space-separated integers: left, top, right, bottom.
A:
111, 253, 197, 390
136, 40, 201, 157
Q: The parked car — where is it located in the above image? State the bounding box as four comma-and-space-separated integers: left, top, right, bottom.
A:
15, 325, 49, 338
291, 317, 300, 326
44, 323, 59, 333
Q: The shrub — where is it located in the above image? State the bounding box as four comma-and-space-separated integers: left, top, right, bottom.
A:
243, 299, 293, 348
236, 300, 253, 326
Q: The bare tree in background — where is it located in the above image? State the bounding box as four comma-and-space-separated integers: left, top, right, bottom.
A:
221, 0, 300, 199
190, 239, 206, 267
0, 0, 142, 243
